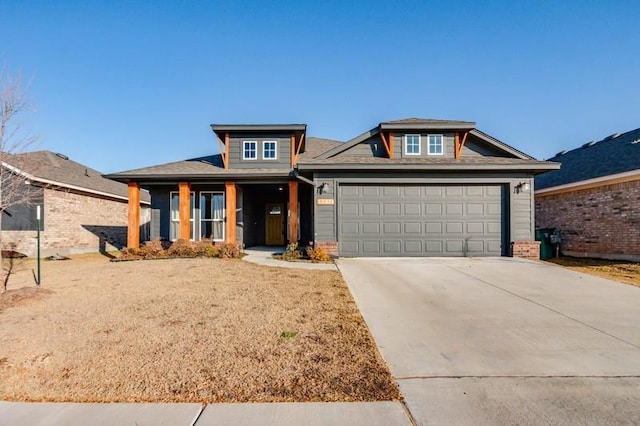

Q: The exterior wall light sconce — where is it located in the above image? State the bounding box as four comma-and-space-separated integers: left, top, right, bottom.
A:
318, 182, 329, 194
515, 181, 531, 194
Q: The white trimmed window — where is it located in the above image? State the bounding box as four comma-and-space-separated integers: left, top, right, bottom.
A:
405, 134, 421, 155
200, 192, 224, 242
170, 191, 195, 241
243, 141, 257, 160
263, 140, 277, 160
428, 134, 443, 155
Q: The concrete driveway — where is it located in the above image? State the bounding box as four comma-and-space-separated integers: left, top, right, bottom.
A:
338, 257, 640, 425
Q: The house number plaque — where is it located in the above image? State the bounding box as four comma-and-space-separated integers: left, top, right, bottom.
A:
317, 198, 335, 205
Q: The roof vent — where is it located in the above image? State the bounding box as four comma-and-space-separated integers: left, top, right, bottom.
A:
581, 140, 598, 148
603, 133, 620, 141
55, 153, 69, 160
555, 149, 568, 157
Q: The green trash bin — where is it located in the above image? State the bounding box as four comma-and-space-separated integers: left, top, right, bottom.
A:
535, 228, 554, 260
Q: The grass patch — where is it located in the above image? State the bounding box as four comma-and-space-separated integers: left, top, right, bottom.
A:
0, 257, 399, 403
546, 257, 640, 287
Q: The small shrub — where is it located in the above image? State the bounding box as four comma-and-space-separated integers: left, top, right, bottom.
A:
280, 331, 297, 339
282, 242, 303, 261
220, 243, 242, 259
306, 246, 331, 262
139, 239, 168, 259
193, 240, 220, 258
119, 247, 141, 260
167, 239, 196, 257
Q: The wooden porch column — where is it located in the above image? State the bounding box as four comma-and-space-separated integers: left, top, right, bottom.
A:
178, 182, 191, 240
288, 180, 298, 244
127, 182, 140, 248
225, 181, 237, 244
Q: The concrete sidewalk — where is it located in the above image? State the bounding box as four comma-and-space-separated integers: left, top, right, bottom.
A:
242, 247, 337, 270
0, 401, 410, 426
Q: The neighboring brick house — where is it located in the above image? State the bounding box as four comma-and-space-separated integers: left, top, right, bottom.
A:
535, 127, 640, 262
1, 151, 150, 257
107, 118, 558, 259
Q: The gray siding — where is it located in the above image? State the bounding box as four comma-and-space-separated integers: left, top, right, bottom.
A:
313, 174, 337, 241
461, 134, 510, 157
334, 135, 386, 158
150, 186, 171, 241
228, 133, 291, 169
510, 177, 535, 241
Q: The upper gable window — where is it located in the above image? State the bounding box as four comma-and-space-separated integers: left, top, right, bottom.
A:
428, 134, 443, 156
405, 134, 421, 156
263, 141, 277, 160
243, 141, 257, 160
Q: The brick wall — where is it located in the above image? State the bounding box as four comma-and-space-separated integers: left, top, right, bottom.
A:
2, 188, 131, 257
535, 179, 640, 261
315, 241, 339, 256
511, 240, 541, 260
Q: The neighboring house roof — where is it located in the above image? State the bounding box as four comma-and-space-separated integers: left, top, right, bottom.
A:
2, 150, 150, 203
536, 127, 640, 190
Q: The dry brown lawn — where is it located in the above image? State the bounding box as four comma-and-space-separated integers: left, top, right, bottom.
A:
0, 255, 400, 403
546, 257, 640, 287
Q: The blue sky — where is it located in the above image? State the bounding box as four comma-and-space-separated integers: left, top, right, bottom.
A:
1, 1, 639, 173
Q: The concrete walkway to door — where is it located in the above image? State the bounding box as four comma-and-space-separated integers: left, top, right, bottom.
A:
338, 257, 640, 425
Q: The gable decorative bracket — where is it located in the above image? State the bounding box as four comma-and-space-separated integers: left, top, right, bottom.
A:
454, 131, 469, 159
291, 131, 305, 167
215, 132, 230, 169
380, 131, 394, 159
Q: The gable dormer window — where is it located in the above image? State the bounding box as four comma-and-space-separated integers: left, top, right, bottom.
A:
405, 134, 421, 156
243, 141, 257, 160
263, 141, 277, 160
428, 134, 443, 155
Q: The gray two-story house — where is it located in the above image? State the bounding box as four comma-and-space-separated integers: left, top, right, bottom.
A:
107, 118, 558, 258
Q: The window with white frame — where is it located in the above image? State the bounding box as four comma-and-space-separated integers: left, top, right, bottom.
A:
428, 134, 443, 155
170, 191, 195, 241
243, 141, 257, 160
263, 140, 277, 160
200, 192, 225, 241
405, 134, 421, 155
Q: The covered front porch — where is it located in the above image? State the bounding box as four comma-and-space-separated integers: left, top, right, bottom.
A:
126, 179, 311, 249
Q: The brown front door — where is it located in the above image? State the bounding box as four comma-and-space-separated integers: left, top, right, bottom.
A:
265, 203, 285, 245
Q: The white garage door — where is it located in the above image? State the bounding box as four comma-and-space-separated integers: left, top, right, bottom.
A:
338, 184, 505, 256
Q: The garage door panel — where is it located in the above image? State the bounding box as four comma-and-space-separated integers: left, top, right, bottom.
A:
383, 241, 401, 253
404, 203, 421, 215
338, 184, 505, 257
362, 241, 381, 253
362, 203, 380, 215
362, 222, 380, 234
341, 222, 359, 235
383, 203, 401, 215
446, 203, 463, 215
426, 241, 443, 252
404, 241, 422, 253
446, 240, 464, 252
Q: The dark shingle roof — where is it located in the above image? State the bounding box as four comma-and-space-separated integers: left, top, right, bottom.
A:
535, 127, 640, 190
5, 151, 149, 202
380, 117, 476, 130
298, 155, 556, 168
109, 137, 344, 180
298, 137, 342, 160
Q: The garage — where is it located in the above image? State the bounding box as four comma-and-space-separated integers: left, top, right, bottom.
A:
338, 184, 506, 256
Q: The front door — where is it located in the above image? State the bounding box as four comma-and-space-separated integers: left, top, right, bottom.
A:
265, 203, 285, 245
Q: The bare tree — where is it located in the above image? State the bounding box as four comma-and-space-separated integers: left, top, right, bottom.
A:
1, 69, 38, 292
